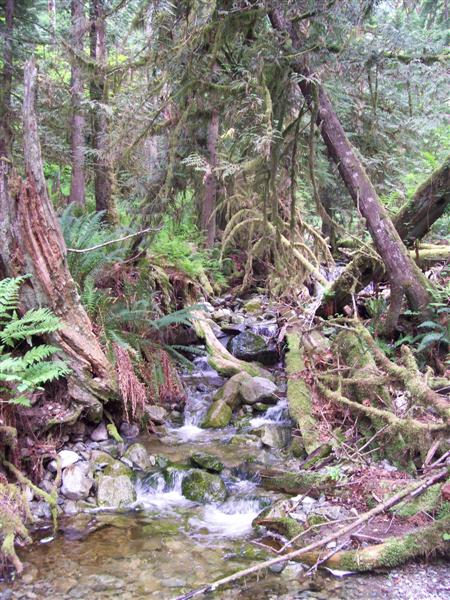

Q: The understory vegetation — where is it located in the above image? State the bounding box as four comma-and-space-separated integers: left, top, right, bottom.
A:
0, 0, 448, 593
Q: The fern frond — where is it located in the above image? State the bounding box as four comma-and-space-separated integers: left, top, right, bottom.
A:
1, 308, 61, 346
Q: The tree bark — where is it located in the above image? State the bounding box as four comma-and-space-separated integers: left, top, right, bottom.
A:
269, 9, 431, 316
0, 0, 14, 159
323, 156, 449, 314
201, 110, 219, 248
69, 0, 86, 205
90, 0, 117, 222
0, 59, 117, 420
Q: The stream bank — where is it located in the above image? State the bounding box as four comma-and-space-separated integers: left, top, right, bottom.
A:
2, 294, 449, 599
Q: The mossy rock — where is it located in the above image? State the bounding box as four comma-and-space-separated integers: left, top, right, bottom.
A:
228, 332, 278, 365
243, 299, 263, 313
253, 503, 303, 539
189, 453, 224, 473
201, 399, 232, 428
181, 470, 228, 503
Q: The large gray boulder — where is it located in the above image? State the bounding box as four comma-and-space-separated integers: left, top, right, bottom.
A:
213, 372, 252, 409
201, 400, 232, 428
260, 424, 291, 449
122, 443, 155, 471
97, 474, 136, 507
227, 331, 278, 365
61, 463, 93, 500
239, 376, 278, 405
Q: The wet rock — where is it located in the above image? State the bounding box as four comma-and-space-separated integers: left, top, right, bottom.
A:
189, 452, 224, 473
97, 474, 136, 507
120, 422, 139, 439
146, 405, 167, 424
201, 399, 232, 428
181, 469, 228, 503
260, 424, 291, 449
123, 443, 155, 471
61, 463, 93, 500
63, 500, 78, 515
90, 422, 108, 442
243, 298, 263, 313
229, 434, 262, 448
48, 449, 81, 472
213, 372, 251, 409
227, 331, 278, 365
231, 313, 245, 325
212, 308, 232, 321
240, 376, 278, 405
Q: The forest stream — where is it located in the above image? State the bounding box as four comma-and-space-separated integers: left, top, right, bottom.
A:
2, 298, 449, 600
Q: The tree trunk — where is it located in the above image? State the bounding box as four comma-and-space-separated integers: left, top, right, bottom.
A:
90, 0, 117, 222
201, 110, 219, 248
323, 156, 449, 314
0, 59, 117, 421
269, 9, 431, 316
0, 0, 14, 159
69, 0, 86, 205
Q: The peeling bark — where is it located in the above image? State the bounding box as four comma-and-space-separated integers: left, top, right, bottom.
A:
0, 59, 117, 419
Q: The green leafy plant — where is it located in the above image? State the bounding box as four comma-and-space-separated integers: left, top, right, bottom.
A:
0, 277, 70, 406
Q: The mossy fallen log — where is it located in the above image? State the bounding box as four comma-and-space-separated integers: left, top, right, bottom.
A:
296, 515, 450, 571
192, 311, 270, 378
286, 332, 320, 454
257, 468, 337, 497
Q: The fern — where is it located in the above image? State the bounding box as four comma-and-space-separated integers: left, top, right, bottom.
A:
0, 277, 70, 406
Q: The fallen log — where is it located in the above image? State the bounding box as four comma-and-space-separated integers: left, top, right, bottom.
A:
173, 467, 449, 600
322, 156, 450, 314
191, 311, 270, 378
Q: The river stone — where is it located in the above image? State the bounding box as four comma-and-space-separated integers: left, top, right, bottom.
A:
189, 452, 224, 473
213, 372, 251, 409
201, 399, 232, 428
260, 424, 291, 449
61, 463, 93, 500
90, 421, 108, 442
146, 405, 167, 424
239, 376, 278, 405
48, 450, 81, 472
122, 443, 155, 471
97, 474, 136, 507
243, 298, 263, 313
181, 470, 227, 503
227, 331, 278, 365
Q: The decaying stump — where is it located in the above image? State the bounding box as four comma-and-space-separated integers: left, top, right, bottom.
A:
0, 59, 117, 420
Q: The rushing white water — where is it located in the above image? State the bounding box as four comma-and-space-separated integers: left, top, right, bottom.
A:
249, 399, 290, 427
135, 471, 192, 511
190, 497, 263, 538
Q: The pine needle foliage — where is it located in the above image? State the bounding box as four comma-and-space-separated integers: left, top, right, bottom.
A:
0, 277, 70, 407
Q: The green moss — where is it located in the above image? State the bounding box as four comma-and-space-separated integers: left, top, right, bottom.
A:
260, 470, 336, 497
201, 399, 232, 428
181, 469, 228, 503
286, 333, 320, 454
307, 513, 328, 527
393, 484, 441, 517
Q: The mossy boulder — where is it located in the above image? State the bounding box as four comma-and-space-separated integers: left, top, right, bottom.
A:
253, 502, 303, 538
243, 298, 263, 313
201, 399, 232, 428
181, 470, 228, 503
228, 332, 278, 365
96, 474, 136, 508
189, 453, 224, 473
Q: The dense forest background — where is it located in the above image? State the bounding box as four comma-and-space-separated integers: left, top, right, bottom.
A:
0, 0, 449, 588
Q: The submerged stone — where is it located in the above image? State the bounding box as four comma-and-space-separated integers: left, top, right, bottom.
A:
189, 452, 224, 473
181, 469, 228, 503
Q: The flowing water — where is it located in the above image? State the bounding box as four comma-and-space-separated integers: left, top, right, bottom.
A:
3, 325, 449, 599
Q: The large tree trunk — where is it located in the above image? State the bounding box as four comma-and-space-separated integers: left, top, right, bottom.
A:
69, 0, 86, 205
90, 0, 117, 222
0, 59, 117, 420
323, 156, 450, 314
0, 0, 14, 159
201, 110, 219, 248
269, 9, 431, 316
